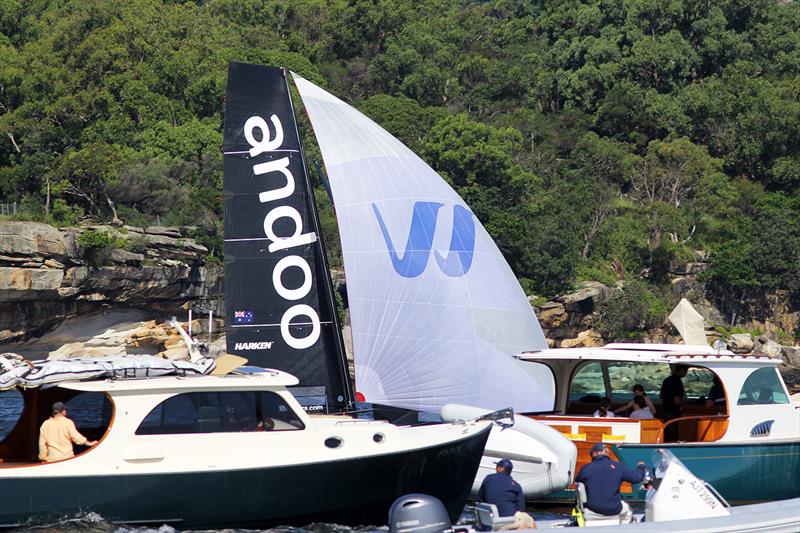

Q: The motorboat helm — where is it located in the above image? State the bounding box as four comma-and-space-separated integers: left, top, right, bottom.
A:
389, 494, 452, 533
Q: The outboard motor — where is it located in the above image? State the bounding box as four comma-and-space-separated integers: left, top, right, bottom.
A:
389, 494, 452, 533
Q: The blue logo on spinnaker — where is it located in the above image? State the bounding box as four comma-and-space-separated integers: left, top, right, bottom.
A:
372, 202, 476, 278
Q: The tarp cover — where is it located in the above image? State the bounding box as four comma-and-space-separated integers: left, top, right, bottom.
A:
292, 73, 554, 413
668, 298, 708, 346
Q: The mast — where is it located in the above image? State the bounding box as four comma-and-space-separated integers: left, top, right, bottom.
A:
284, 70, 354, 408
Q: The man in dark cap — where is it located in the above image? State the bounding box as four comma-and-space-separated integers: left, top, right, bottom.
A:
575, 443, 647, 523
477, 458, 525, 517
38, 401, 98, 462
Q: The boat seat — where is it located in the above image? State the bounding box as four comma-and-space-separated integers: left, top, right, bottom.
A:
575, 482, 627, 527
474, 503, 517, 530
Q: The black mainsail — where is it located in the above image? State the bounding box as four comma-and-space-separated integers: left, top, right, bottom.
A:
223, 63, 352, 413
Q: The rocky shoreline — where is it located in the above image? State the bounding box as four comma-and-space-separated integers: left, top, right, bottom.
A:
1, 221, 798, 391
0, 221, 222, 343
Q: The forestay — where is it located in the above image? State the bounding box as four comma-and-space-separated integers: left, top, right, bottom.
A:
292, 74, 554, 412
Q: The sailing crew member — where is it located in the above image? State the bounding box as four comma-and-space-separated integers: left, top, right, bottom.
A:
39, 402, 98, 462
477, 458, 535, 529
575, 443, 647, 524
659, 364, 688, 442
613, 384, 656, 416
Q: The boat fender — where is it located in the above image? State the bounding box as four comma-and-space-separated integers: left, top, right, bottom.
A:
389, 494, 451, 533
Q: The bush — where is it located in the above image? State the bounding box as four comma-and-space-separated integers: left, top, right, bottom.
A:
78, 230, 115, 267
124, 236, 148, 255
595, 281, 672, 341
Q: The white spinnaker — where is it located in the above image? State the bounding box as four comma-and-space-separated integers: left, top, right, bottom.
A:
292, 73, 553, 412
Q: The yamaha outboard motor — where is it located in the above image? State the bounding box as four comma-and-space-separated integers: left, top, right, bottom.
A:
389, 494, 452, 533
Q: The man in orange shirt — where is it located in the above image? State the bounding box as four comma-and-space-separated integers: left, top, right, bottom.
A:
38, 402, 97, 462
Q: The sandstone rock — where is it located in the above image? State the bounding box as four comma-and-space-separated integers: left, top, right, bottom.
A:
783, 346, 800, 367
123, 225, 144, 234
560, 329, 603, 348
753, 336, 784, 359
43, 258, 65, 269
109, 249, 145, 265
558, 281, 616, 315
727, 333, 755, 354
0, 267, 64, 301
146, 226, 181, 238
546, 338, 556, 348
48, 341, 86, 360
538, 301, 567, 327
0, 221, 68, 259
159, 346, 189, 360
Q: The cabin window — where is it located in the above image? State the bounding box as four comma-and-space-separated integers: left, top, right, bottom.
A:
136, 391, 303, 434
607, 362, 669, 400
569, 362, 606, 401
0, 390, 24, 441
737, 368, 789, 405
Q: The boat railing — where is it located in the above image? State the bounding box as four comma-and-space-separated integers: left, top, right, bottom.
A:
657, 414, 729, 443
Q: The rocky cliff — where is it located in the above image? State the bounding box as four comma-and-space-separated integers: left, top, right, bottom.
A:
0, 221, 222, 343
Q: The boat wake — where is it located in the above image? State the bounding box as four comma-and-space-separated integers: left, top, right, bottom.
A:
13, 514, 385, 533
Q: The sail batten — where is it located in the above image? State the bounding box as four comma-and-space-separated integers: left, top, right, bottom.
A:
292, 73, 553, 413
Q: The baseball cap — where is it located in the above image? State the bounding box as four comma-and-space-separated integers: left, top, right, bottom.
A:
590, 443, 607, 454
495, 458, 513, 472
52, 401, 67, 414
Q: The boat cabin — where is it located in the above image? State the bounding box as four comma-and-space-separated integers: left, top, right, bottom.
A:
517, 343, 797, 493
519, 343, 794, 444
0, 369, 307, 468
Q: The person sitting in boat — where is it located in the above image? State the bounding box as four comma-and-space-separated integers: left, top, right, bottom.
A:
705, 375, 726, 411
660, 364, 688, 442
38, 401, 98, 463
477, 459, 535, 529
628, 396, 654, 419
575, 443, 647, 524
613, 384, 656, 417
593, 397, 616, 418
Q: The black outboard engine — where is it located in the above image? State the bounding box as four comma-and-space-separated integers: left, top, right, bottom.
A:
389, 494, 452, 533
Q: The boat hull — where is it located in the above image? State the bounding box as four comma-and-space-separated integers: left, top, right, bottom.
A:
537, 440, 800, 504
0, 425, 490, 529
613, 440, 800, 503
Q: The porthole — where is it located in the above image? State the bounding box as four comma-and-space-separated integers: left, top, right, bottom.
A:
325, 436, 344, 449
373, 432, 385, 443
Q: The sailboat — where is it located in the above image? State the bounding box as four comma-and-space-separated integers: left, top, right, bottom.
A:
0, 64, 492, 530
278, 68, 576, 497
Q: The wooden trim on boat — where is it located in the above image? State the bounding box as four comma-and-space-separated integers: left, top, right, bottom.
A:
657, 415, 729, 444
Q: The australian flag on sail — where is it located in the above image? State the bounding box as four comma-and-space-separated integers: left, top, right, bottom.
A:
222, 63, 352, 413
233, 310, 254, 324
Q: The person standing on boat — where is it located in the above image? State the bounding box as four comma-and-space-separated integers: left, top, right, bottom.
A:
575, 443, 647, 523
659, 364, 688, 442
38, 402, 98, 462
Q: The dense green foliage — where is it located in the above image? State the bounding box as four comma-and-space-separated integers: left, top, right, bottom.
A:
1, 0, 799, 323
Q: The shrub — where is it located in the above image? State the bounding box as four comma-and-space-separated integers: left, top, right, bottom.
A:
78, 230, 115, 267
595, 281, 672, 341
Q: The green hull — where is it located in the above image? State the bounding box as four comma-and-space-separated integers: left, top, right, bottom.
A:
539, 440, 800, 504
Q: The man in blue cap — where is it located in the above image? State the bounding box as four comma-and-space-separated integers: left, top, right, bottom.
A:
477, 458, 525, 517
575, 443, 647, 523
